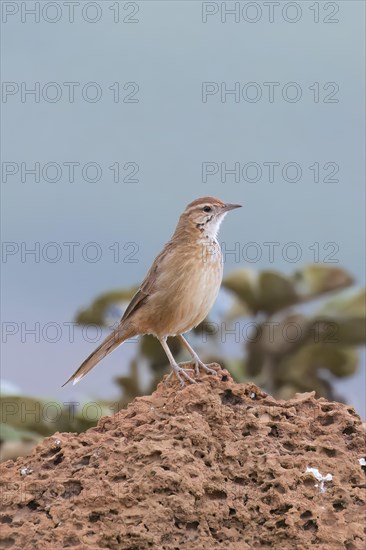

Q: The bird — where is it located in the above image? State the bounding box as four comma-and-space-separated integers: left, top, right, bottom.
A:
63, 197, 241, 387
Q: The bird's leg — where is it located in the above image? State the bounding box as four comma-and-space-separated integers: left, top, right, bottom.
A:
159, 337, 197, 386
177, 335, 217, 377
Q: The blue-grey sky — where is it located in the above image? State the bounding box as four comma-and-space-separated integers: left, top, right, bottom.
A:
1, 1, 365, 415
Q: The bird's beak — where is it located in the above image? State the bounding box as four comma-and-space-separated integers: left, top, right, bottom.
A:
223, 203, 242, 212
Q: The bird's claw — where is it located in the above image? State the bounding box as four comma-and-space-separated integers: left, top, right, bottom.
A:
174, 365, 197, 386
192, 359, 217, 377
165, 364, 197, 386
165, 360, 217, 387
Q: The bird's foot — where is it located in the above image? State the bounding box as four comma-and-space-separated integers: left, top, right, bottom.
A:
165, 364, 197, 386
191, 358, 217, 377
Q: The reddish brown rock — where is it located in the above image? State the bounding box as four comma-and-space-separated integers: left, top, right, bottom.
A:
1, 366, 365, 549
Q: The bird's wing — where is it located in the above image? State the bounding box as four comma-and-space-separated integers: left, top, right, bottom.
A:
120, 242, 173, 322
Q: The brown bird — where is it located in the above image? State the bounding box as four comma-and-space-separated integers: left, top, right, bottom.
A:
63, 197, 241, 387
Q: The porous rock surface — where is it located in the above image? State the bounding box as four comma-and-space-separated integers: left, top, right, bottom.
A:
1, 366, 365, 549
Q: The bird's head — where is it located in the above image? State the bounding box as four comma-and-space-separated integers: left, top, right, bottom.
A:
177, 197, 242, 239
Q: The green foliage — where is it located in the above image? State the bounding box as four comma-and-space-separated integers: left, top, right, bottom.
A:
74, 264, 363, 402
0, 396, 106, 461
0, 396, 104, 436
75, 288, 138, 326
223, 265, 354, 315
72, 263, 363, 404
224, 265, 364, 400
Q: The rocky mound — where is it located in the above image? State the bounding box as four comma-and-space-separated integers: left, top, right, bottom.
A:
1, 366, 365, 549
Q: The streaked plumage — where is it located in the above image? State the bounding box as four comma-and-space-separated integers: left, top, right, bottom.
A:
63, 197, 241, 386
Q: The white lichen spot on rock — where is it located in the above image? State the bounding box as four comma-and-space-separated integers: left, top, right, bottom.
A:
20, 466, 33, 476
306, 467, 333, 493
358, 458, 366, 466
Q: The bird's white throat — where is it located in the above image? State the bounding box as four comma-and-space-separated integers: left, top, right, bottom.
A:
203, 212, 227, 240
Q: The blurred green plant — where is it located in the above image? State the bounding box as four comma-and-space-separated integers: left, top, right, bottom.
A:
222, 265, 365, 399
72, 264, 365, 404
0, 396, 113, 462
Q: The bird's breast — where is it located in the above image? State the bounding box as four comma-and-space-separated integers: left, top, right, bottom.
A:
142, 240, 223, 336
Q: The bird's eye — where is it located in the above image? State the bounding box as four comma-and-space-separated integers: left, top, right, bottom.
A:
203, 206, 212, 213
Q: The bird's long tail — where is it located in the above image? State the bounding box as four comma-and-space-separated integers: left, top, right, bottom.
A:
62, 325, 133, 386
